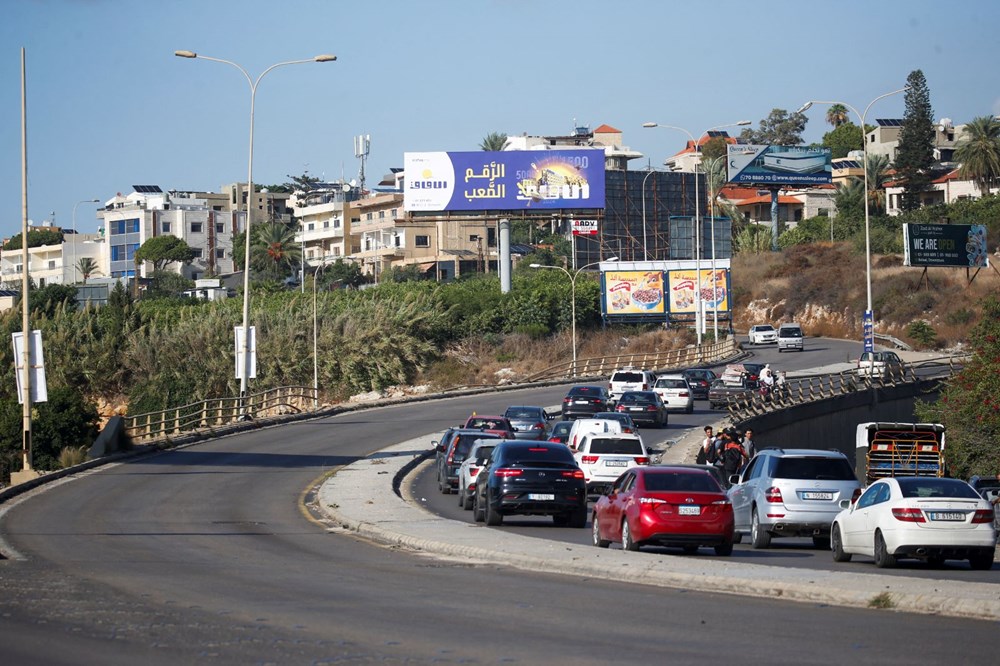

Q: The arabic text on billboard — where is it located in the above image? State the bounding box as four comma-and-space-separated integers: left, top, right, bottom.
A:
903, 223, 989, 268
727, 145, 832, 186
604, 271, 665, 315
667, 269, 730, 314
404, 149, 606, 212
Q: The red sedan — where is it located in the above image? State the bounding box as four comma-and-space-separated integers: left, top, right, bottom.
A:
592, 466, 735, 555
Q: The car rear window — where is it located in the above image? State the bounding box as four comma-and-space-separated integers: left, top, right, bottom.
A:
897, 477, 980, 499
621, 393, 656, 405
455, 434, 498, 456
644, 472, 721, 493
655, 379, 687, 389
568, 386, 603, 397
773, 457, 856, 480
505, 408, 540, 419
588, 438, 643, 455
500, 444, 576, 464
613, 372, 644, 383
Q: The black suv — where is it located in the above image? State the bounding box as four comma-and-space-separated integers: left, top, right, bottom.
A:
561, 385, 611, 420
473, 440, 588, 527
434, 428, 502, 494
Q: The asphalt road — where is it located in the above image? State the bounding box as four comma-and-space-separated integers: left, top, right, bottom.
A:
3, 337, 997, 663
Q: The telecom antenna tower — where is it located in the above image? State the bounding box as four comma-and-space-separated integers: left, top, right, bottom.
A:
354, 134, 370, 192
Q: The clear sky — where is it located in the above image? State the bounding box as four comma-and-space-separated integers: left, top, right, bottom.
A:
2, 0, 999, 240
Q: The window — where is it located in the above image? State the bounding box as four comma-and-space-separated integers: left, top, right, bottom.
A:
323, 220, 329, 229
191, 248, 203, 259
307, 222, 315, 231
216, 248, 225, 259
110, 218, 140, 235
391, 208, 398, 218
366, 212, 373, 221
216, 223, 224, 234
334, 219, 340, 228
111, 244, 126, 261
162, 221, 171, 233
415, 235, 430, 248
394, 235, 401, 248
190, 222, 203, 234
378, 210, 385, 219
48, 260, 56, 269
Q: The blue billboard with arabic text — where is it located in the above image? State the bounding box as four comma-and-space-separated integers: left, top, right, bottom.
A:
404, 149, 606, 212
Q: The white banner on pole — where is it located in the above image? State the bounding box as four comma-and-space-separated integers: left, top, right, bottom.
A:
234, 325, 257, 380
12, 330, 47, 403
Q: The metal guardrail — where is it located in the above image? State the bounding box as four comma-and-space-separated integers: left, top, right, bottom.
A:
721, 354, 968, 422
124, 386, 317, 444
524, 338, 741, 382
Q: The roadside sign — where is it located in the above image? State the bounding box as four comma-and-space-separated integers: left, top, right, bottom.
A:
862, 310, 874, 353
12, 330, 47, 403
234, 325, 257, 380
572, 219, 598, 236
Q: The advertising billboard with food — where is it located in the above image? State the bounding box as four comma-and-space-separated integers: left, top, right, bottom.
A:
603, 271, 666, 316
667, 269, 731, 314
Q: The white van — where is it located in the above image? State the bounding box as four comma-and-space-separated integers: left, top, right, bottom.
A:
566, 418, 624, 452
777, 323, 804, 352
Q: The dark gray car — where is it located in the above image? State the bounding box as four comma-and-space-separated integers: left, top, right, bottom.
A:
503, 405, 551, 440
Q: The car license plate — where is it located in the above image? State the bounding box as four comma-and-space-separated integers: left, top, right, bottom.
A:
679, 505, 701, 516
528, 493, 555, 501
605, 460, 628, 467
575, 399, 589, 405
802, 492, 833, 500
929, 512, 965, 521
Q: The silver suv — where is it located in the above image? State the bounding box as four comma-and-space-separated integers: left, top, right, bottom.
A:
727, 449, 861, 549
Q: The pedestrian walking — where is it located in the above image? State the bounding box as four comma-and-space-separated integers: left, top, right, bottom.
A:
696, 425, 714, 465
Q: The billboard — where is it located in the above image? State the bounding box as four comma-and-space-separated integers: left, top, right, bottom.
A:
404, 149, 606, 212
903, 223, 990, 268
727, 144, 832, 185
603, 271, 666, 316
666, 268, 731, 314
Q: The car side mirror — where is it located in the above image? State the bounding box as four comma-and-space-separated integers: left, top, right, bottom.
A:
839, 499, 852, 510
476, 457, 487, 466
728, 474, 740, 485
433, 441, 444, 452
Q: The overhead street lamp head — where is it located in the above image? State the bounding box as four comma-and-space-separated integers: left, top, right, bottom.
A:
796, 102, 814, 113
642, 122, 658, 128
174, 50, 197, 58
314, 54, 337, 62
736, 120, 752, 126
605, 256, 620, 262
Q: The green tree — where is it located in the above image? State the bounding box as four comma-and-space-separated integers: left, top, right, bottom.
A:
75, 257, 99, 281
3, 228, 64, 251
479, 131, 508, 151
955, 114, 1000, 197
320, 259, 365, 289
895, 69, 936, 211
733, 225, 773, 254
834, 178, 865, 221
825, 104, 850, 128
253, 221, 301, 279
822, 122, 872, 159
283, 172, 321, 192
144, 270, 195, 299
739, 109, 808, 146
915, 296, 1000, 477
134, 235, 195, 271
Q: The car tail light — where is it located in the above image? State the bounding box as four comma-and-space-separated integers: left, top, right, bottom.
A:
633, 456, 650, 465
972, 509, 993, 524
711, 499, 732, 507
764, 486, 783, 503
494, 468, 522, 478
563, 396, 572, 404
679, 391, 689, 398
615, 405, 626, 413
446, 448, 455, 465
642, 383, 649, 391
581, 455, 599, 464
646, 405, 657, 412
851, 488, 863, 504
891, 507, 926, 523
561, 470, 585, 479
532, 422, 545, 431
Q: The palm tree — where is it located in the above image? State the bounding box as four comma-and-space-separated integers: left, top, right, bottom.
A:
75, 257, 99, 282
479, 131, 508, 151
834, 177, 865, 220
826, 104, 850, 128
865, 153, 892, 215
955, 115, 1000, 197
252, 222, 301, 279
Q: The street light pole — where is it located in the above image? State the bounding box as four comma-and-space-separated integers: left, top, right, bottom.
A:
642, 121, 750, 345
175, 50, 335, 406
797, 88, 906, 361
70, 198, 99, 284
530, 256, 618, 376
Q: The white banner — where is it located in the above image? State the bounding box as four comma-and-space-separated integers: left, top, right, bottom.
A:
234, 326, 257, 380
12, 330, 47, 403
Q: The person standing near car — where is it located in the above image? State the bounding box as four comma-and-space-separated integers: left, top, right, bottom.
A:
722, 429, 748, 481
742, 428, 756, 463
696, 425, 714, 465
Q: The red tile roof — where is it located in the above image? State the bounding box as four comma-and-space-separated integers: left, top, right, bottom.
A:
735, 195, 803, 206
594, 124, 620, 133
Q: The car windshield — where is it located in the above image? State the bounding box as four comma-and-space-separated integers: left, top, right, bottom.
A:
655, 379, 686, 389
643, 472, 721, 493
780, 328, 802, 337
755, 325, 775, 332
587, 438, 643, 455
897, 478, 980, 499
467, 418, 506, 429
773, 457, 856, 481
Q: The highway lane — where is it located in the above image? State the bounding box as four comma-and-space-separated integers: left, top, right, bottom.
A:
6, 338, 996, 663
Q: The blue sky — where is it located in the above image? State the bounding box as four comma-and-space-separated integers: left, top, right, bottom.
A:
2, 0, 998, 240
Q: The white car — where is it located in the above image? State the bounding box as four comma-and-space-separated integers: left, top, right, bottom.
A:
652, 374, 694, 414
747, 324, 777, 345
457, 439, 500, 510
608, 367, 658, 404
573, 432, 649, 494
566, 418, 624, 452
831, 476, 997, 569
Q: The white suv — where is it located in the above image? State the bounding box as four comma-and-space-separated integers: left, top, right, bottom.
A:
574, 432, 649, 494
652, 374, 694, 413
608, 368, 657, 404
747, 324, 777, 345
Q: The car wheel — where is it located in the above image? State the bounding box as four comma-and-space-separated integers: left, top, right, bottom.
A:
568, 505, 587, 529
438, 472, 451, 494
472, 492, 485, 523
812, 535, 830, 550
552, 513, 568, 527
592, 515, 610, 547
831, 524, 852, 562
751, 509, 771, 549
621, 520, 640, 552
969, 551, 994, 571
732, 532, 743, 545
485, 496, 503, 526
457, 487, 465, 507
682, 545, 699, 554
714, 542, 733, 556
686, 404, 693, 414
461, 487, 473, 511
873, 531, 896, 568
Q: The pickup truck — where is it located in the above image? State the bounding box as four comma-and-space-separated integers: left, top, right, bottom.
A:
855, 422, 945, 485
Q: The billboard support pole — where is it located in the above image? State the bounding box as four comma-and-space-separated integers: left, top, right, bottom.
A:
770, 187, 779, 252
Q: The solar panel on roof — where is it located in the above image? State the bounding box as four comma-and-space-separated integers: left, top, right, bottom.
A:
706, 130, 728, 137
876, 119, 903, 127
132, 185, 163, 193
